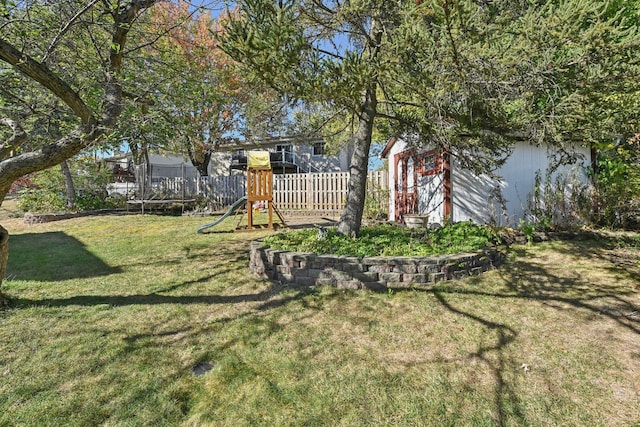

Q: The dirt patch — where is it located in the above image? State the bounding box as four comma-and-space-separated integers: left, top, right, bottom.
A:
283, 215, 339, 230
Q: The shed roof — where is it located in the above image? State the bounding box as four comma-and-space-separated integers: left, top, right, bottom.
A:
379, 137, 398, 159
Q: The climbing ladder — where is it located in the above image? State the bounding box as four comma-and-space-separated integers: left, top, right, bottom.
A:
243, 152, 286, 231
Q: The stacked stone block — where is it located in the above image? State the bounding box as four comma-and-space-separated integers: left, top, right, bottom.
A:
250, 241, 505, 290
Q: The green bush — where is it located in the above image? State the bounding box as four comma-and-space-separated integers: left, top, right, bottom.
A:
262, 222, 498, 257
527, 168, 589, 231
363, 183, 389, 222
16, 158, 125, 213
589, 149, 640, 229
17, 168, 66, 213
17, 188, 65, 213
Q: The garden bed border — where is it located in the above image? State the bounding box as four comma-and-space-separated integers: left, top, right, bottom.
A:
23, 209, 129, 224
250, 240, 506, 290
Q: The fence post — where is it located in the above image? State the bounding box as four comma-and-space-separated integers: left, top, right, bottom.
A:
306, 173, 313, 211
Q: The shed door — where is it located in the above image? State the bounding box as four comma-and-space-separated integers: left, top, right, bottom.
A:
394, 151, 418, 221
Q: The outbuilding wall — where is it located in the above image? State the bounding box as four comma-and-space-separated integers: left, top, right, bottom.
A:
385, 139, 591, 227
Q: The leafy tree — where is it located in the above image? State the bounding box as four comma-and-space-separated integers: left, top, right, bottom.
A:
219, 0, 640, 236
110, 1, 287, 176
18, 157, 124, 213
0, 0, 165, 303
590, 135, 640, 229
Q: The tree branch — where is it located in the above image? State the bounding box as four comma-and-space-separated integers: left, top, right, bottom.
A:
42, 0, 102, 63
0, 124, 102, 194
0, 37, 96, 124
101, 0, 160, 127
0, 118, 28, 160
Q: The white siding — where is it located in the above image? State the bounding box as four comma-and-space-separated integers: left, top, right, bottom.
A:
417, 173, 444, 224
302, 143, 353, 173
386, 139, 591, 226
452, 143, 591, 226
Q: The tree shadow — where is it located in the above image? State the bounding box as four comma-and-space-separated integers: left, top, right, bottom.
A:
7, 231, 120, 281
494, 238, 640, 335
11, 285, 299, 308
389, 236, 639, 425
431, 290, 523, 426
6, 232, 637, 425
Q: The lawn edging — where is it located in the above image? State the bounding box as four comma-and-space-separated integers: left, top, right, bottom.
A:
23, 209, 130, 224
250, 240, 506, 290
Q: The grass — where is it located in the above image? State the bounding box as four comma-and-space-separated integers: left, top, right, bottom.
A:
0, 213, 639, 426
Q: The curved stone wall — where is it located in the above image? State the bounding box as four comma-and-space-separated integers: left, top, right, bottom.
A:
249, 241, 505, 290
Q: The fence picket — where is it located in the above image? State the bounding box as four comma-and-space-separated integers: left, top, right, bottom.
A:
149, 171, 387, 213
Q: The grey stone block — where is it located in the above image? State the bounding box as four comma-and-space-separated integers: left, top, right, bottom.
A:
316, 278, 336, 286
432, 272, 446, 282
395, 263, 418, 274
336, 280, 362, 290
418, 263, 440, 274
276, 265, 291, 275
277, 272, 294, 282
295, 276, 315, 286
353, 272, 380, 282
471, 267, 483, 275
369, 264, 394, 273
403, 273, 428, 284
379, 272, 402, 283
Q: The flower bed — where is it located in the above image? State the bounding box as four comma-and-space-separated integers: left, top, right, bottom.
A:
250, 240, 505, 290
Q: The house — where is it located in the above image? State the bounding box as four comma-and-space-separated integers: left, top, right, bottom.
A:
104, 139, 355, 205
227, 137, 353, 174
380, 137, 592, 227
106, 137, 353, 181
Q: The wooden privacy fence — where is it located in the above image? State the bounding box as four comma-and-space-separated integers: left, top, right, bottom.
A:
273, 171, 388, 212
153, 171, 388, 213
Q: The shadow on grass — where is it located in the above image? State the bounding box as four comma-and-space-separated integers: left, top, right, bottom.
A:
7, 231, 120, 281
395, 235, 640, 426
6, 233, 638, 425
495, 238, 639, 335
11, 284, 303, 308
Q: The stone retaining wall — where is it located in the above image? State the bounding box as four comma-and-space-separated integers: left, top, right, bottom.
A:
24, 212, 85, 224
250, 241, 505, 290
23, 209, 128, 224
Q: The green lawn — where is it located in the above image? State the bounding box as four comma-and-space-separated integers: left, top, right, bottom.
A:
0, 214, 639, 426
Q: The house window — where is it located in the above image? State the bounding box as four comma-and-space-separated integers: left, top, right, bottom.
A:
419, 150, 441, 176
312, 142, 325, 156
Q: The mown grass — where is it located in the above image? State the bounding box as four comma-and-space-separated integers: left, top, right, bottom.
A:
0, 213, 639, 426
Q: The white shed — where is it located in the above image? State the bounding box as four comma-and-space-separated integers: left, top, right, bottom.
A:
380, 137, 592, 227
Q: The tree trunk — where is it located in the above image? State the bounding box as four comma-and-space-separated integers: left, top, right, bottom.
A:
186, 138, 212, 176
60, 160, 76, 209
0, 224, 8, 306
335, 14, 383, 237
336, 84, 377, 237
0, 184, 10, 306
0, 1, 160, 288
